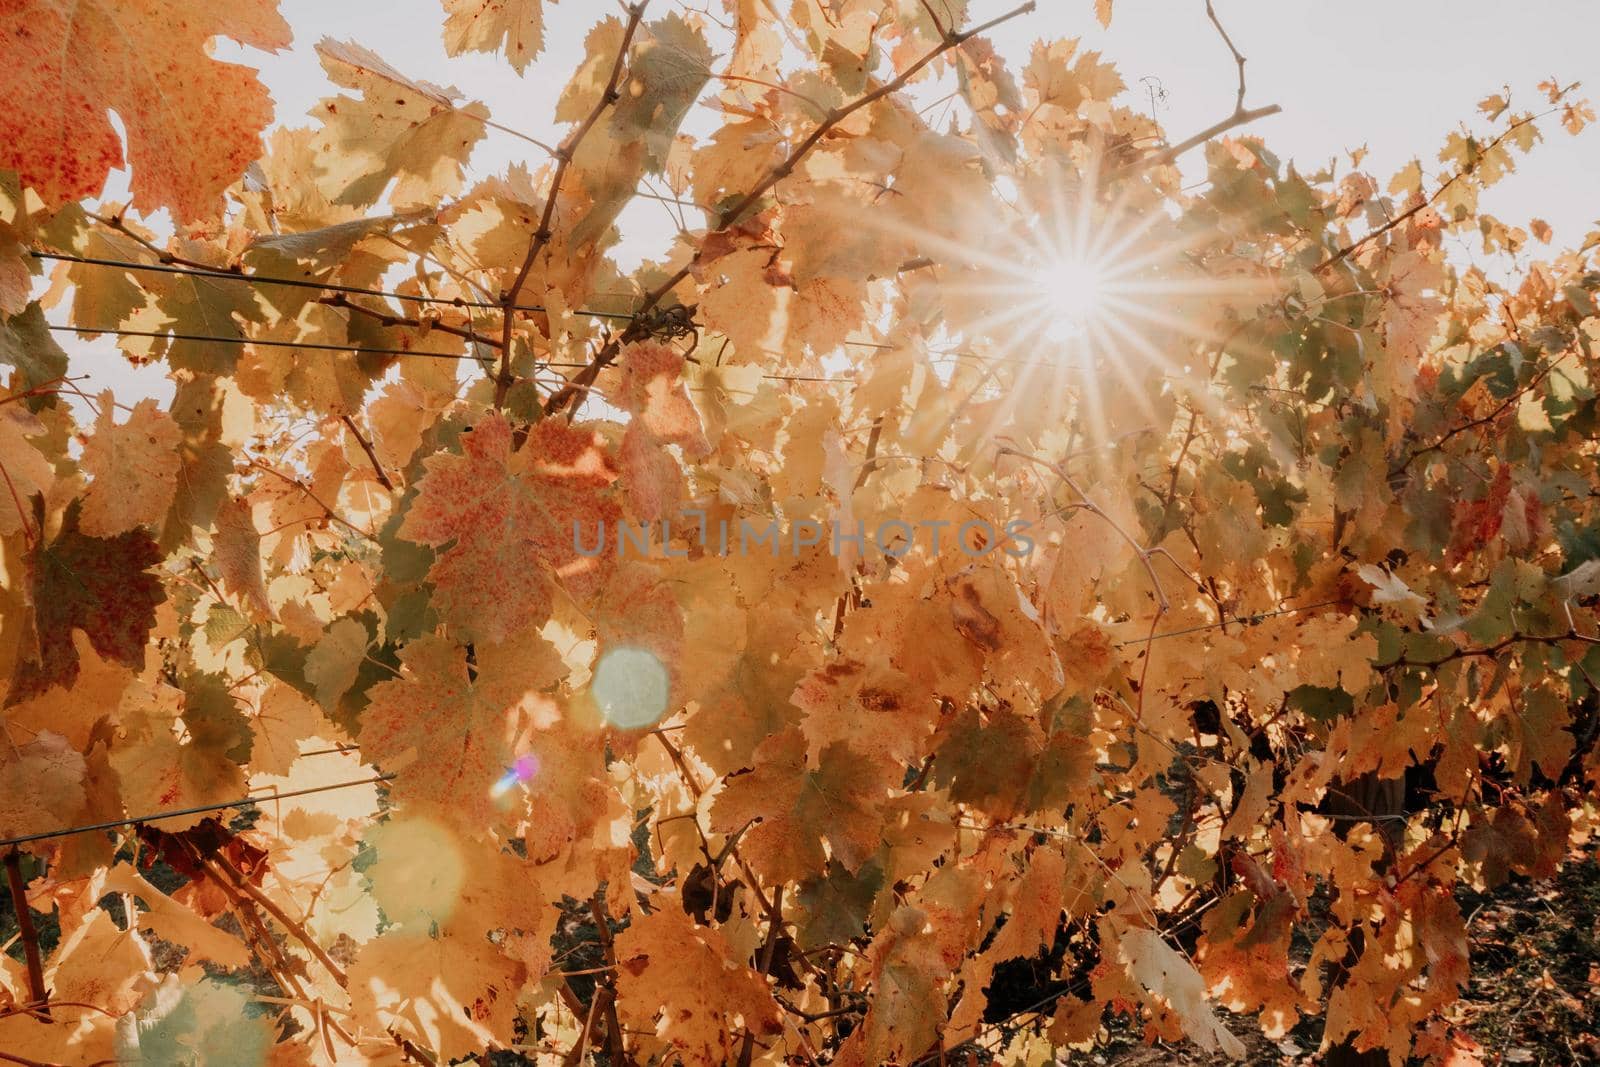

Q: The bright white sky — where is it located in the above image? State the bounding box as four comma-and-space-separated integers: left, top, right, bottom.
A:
61, 0, 1600, 405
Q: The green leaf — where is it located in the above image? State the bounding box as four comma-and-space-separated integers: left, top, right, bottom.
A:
610, 13, 714, 175
0, 302, 68, 406
797, 859, 884, 950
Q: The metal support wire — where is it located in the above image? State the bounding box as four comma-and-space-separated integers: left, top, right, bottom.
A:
45, 323, 857, 383
0, 773, 395, 851
32, 249, 636, 321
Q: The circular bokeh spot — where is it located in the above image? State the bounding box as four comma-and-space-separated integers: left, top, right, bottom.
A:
363, 817, 466, 926
592, 646, 670, 729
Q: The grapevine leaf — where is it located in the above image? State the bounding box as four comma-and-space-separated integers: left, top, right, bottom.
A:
0, 0, 291, 220
312, 39, 490, 208
441, 0, 547, 73
7, 500, 164, 705
399, 413, 619, 643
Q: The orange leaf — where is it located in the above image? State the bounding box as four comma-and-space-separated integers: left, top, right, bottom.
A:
0, 0, 290, 220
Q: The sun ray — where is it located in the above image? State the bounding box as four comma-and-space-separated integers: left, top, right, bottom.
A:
825, 148, 1265, 462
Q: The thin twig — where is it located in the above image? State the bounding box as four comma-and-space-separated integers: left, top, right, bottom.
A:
249, 460, 378, 541
341, 414, 395, 490
1204, 0, 1247, 113
211, 851, 349, 987
739, 884, 786, 1067
1125, 103, 1281, 173
321, 291, 500, 350
1120, 0, 1279, 173
1389, 347, 1572, 477
586, 893, 627, 1062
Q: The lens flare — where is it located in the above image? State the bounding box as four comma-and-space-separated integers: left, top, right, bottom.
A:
490, 753, 541, 798
362, 817, 465, 926
592, 646, 670, 729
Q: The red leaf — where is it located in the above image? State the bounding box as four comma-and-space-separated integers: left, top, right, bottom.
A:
7, 500, 164, 706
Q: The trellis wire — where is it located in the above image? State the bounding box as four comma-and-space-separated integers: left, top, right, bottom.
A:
45, 323, 858, 383
1113, 599, 1346, 648
49, 323, 498, 362
0, 773, 395, 850
32, 249, 636, 321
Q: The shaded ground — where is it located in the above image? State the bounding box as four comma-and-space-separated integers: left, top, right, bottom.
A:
1095, 846, 1600, 1065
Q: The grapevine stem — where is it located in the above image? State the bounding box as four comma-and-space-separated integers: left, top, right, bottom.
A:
3, 850, 48, 1016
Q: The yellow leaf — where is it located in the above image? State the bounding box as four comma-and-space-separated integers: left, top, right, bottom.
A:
1119, 926, 1246, 1058
80, 393, 181, 537
441, 0, 547, 73
614, 904, 783, 1062
311, 39, 490, 208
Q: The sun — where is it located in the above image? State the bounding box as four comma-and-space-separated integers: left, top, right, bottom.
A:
1036, 255, 1109, 342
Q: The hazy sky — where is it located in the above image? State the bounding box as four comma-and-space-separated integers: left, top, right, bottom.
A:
58, 0, 1600, 405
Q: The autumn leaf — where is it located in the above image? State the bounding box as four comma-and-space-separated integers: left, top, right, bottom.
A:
79, 393, 181, 536
7, 500, 165, 705
1356, 563, 1430, 623
311, 38, 490, 208
0, 402, 53, 539
349, 931, 525, 1060
615, 904, 783, 1059
49, 907, 152, 1014
712, 727, 892, 884
610, 13, 714, 174
618, 341, 710, 452
399, 413, 619, 643
0, 731, 86, 843
211, 496, 274, 621
1380, 249, 1446, 360
563, 12, 713, 248
121, 258, 267, 375
1119, 925, 1246, 1058
441, 0, 547, 73
0, 0, 291, 220
0, 302, 70, 400
109, 674, 252, 827
793, 655, 930, 766
247, 681, 332, 777
104, 865, 250, 968
358, 635, 523, 827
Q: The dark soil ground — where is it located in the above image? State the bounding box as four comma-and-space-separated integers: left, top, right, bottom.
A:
1096, 846, 1600, 1065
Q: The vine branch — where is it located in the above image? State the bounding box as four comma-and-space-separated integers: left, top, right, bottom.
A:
497, 1, 649, 408
1205, 0, 1248, 113
1313, 104, 1564, 273
4, 850, 48, 1016
341, 413, 394, 491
